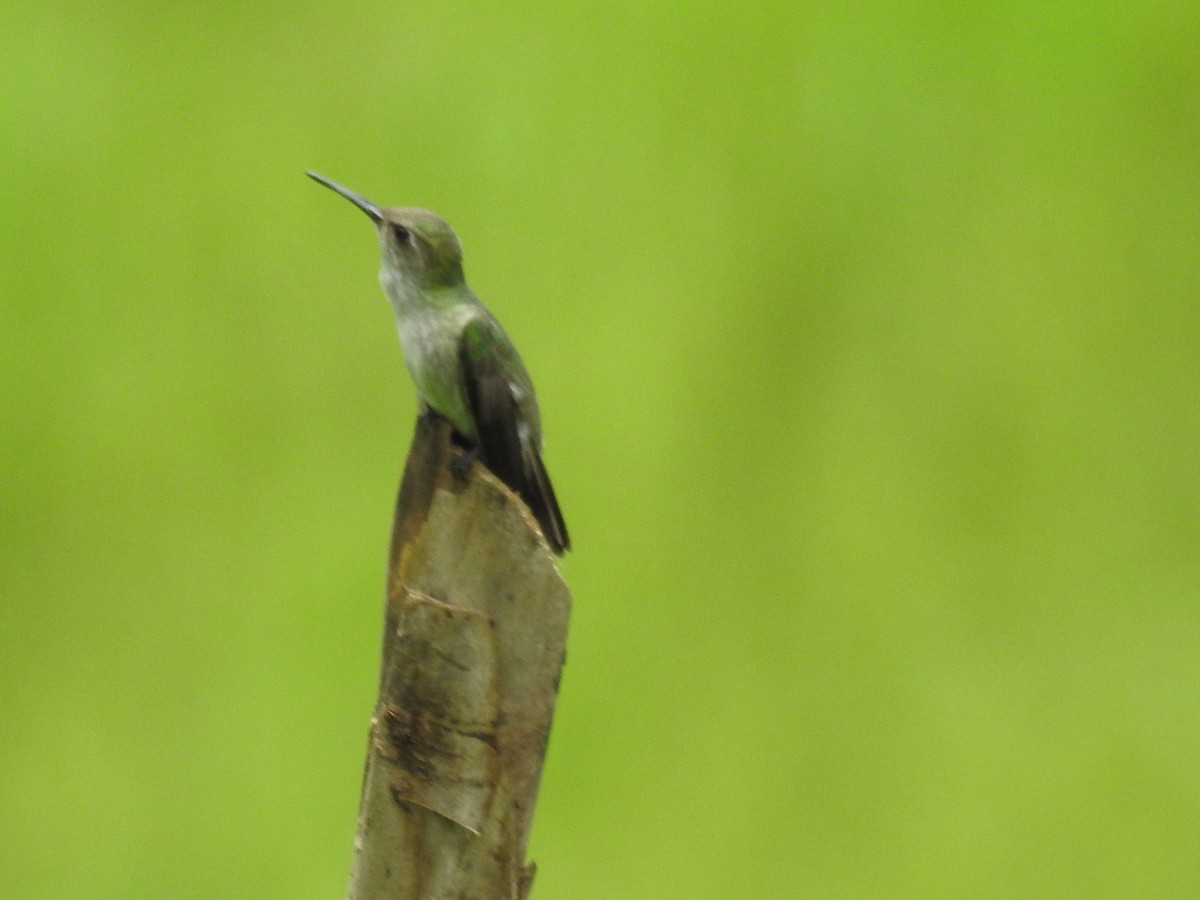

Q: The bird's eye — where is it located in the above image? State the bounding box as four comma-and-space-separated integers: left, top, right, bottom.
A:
390, 224, 413, 246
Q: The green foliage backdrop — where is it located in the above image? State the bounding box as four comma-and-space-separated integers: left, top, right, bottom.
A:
3, 3, 1198, 897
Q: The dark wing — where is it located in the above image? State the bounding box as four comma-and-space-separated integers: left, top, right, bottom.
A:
459, 320, 570, 554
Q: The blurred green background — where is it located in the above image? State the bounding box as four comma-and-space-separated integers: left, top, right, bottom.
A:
3, 2, 1199, 897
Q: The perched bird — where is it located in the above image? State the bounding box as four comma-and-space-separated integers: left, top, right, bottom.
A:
308, 172, 569, 554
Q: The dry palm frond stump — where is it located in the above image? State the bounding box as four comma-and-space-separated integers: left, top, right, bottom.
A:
346, 413, 571, 900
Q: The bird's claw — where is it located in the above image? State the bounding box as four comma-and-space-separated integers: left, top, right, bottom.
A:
451, 445, 480, 481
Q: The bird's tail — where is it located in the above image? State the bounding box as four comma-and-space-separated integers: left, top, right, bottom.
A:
523, 447, 570, 555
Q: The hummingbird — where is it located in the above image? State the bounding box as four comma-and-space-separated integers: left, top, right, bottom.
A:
307, 172, 570, 555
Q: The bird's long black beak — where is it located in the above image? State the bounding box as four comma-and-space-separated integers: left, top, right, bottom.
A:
306, 171, 383, 224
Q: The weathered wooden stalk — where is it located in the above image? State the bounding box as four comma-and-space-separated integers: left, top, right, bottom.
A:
346, 414, 571, 900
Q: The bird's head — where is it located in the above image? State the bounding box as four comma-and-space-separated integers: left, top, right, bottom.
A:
308, 172, 465, 292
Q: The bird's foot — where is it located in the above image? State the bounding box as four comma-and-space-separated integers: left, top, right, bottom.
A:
451, 445, 480, 481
